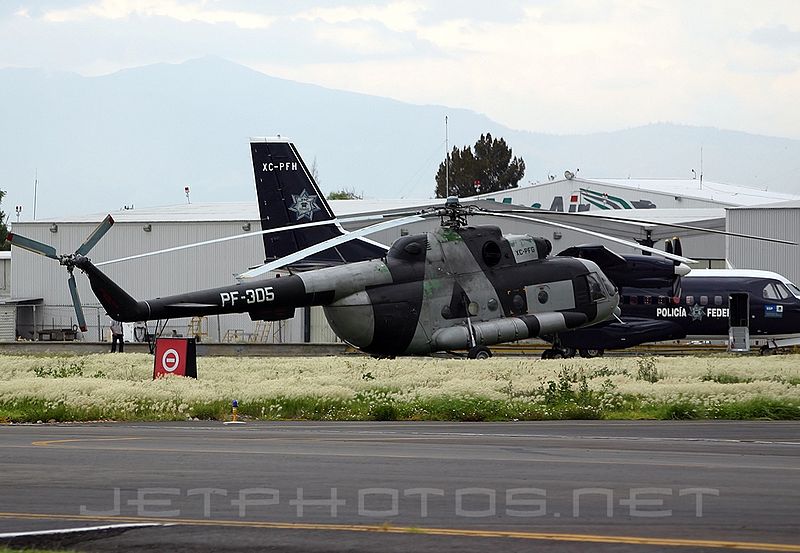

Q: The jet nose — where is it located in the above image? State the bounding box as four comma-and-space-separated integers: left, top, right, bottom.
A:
675, 263, 691, 277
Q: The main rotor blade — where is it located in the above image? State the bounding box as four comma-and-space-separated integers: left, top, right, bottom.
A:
490, 209, 797, 246
95, 216, 396, 267
7, 233, 59, 260
237, 213, 429, 280
485, 212, 697, 264
67, 273, 88, 332
76, 214, 115, 256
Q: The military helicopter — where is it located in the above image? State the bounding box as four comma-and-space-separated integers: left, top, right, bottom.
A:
9, 137, 723, 359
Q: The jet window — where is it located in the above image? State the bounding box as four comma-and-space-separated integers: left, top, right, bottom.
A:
700, 296, 709, 306
763, 283, 780, 300
775, 282, 792, 300
714, 295, 723, 306
686, 295, 694, 306
787, 282, 800, 299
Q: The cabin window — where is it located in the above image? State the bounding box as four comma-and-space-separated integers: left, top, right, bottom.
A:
643, 296, 652, 305
537, 289, 549, 304
658, 296, 668, 305
686, 295, 694, 306
700, 295, 709, 306
714, 295, 723, 306
630, 296, 638, 305
482, 241, 502, 267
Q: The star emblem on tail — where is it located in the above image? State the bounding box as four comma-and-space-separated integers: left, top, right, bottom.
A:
288, 189, 321, 221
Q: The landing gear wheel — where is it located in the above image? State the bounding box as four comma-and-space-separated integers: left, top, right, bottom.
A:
468, 346, 492, 360
579, 348, 604, 358
562, 347, 577, 358
541, 349, 564, 359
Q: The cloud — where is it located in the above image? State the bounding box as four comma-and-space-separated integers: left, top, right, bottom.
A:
42, 0, 275, 29
751, 24, 800, 49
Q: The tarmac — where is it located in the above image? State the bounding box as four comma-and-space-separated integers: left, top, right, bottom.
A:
0, 421, 798, 552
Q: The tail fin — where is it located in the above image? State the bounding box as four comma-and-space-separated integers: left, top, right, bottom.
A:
250, 138, 388, 269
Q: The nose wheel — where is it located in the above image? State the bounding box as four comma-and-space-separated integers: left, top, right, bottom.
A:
468, 346, 492, 360
541, 347, 577, 359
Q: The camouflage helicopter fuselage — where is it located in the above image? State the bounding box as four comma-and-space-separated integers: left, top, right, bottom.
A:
80, 224, 619, 356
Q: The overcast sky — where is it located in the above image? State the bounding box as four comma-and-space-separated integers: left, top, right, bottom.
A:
2, 0, 800, 138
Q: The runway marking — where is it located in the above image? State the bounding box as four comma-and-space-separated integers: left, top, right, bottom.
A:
0, 522, 167, 538
0, 512, 798, 551
24, 438, 798, 471
31, 437, 143, 447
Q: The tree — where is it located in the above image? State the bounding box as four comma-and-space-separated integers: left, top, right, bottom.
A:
0, 190, 8, 250
327, 188, 362, 200
435, 133, 525, 198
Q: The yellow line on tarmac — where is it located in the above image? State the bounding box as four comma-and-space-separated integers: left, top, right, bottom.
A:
31, 437, 143, 447
0, 512, 798, 551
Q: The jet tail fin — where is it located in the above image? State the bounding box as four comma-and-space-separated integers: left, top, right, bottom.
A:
250, 138, 388, 269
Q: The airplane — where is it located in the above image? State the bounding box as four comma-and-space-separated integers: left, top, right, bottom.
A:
6, 138, 779, 359
537, 241, 800, 357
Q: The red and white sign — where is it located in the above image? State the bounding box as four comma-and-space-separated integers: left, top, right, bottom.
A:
153, 338, 197, 379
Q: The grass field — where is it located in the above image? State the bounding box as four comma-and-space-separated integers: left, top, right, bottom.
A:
0, 353, 798, 422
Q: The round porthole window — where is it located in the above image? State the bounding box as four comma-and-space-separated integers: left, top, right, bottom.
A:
481, 241, 502, 267
538, 290, 549, 304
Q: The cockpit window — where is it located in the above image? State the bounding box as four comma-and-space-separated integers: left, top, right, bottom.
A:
597, 271, 617, 294
762, 282, 791, 300
587, 273, 605, 301
787, 282, 800, 299
775, 282, 792, 300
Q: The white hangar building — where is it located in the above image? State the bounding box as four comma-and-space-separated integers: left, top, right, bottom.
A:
727, 199, 800, 285
7, 177, 798, 343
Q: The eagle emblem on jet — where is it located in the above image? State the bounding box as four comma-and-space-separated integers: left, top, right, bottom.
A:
690, 304, 705, 321
288, 189, 321, 221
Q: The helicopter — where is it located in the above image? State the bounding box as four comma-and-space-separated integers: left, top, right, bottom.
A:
10, 137, 760, 359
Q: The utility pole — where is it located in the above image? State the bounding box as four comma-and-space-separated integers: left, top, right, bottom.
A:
33, 169, 38, 220
445, 115, 449, 197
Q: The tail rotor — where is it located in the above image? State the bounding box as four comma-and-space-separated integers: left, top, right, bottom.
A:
67, 272, 88, 331
7, 215, 115, 333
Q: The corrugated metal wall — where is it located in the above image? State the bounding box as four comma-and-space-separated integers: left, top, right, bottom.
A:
0, 258, 10, 297
0, 305, 15, 341
728, 208, 800, 284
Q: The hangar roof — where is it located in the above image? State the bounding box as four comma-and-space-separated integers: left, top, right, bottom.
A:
728, 198, 800, 209
583, 178, 796, 206
469, 177, 798, 207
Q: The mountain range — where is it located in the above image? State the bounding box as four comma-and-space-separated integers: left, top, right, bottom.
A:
2, 57, 798, 220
